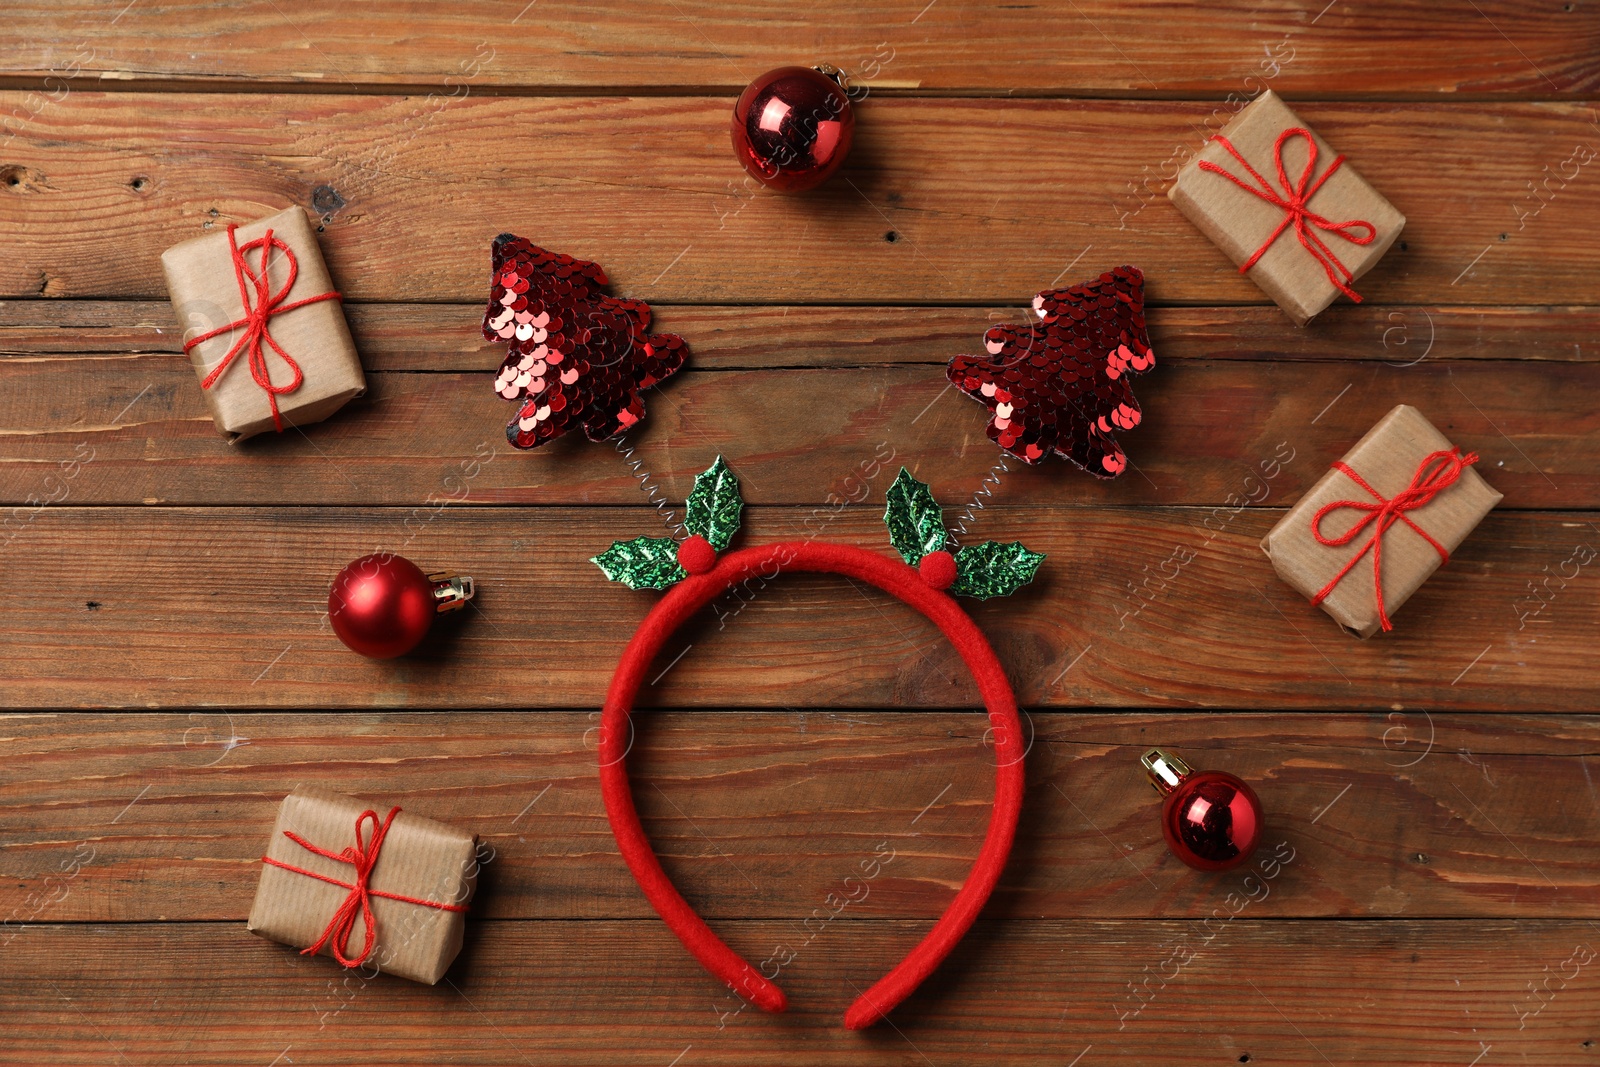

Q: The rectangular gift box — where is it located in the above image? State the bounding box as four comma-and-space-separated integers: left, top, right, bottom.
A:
1169, 90, 1406, 325
162, 206, 365, 441
247, 788, 479, 984
1261, 405, 1501, 638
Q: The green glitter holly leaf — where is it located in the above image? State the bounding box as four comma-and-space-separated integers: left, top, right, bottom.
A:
592, 536, 687, 590
884, 468, 947, 565
684, 455, 743, 551
949, 540, 1045, 600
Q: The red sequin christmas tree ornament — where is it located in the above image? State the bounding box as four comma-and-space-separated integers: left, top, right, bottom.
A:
482, 235, 688, 449
947, 266, 1155, 477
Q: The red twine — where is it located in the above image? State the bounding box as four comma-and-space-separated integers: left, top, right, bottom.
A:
1198, 127, 1376, 302
1309, 448, 1479, 632
260, 806, 467, 969
182, 224, 342, 431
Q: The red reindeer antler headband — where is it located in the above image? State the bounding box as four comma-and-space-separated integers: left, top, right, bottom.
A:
592, 459, 1043, 1029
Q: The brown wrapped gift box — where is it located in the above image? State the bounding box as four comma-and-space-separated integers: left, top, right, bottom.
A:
162, 206, 365, 441
247, 788, 479, 984
1261, 405, 1501, 639
1169, 90, 1406, 325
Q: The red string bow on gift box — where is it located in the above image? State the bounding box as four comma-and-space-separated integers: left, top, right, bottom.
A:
1309, 447, 1480, 632
182, 224, 343, 432
1198, 126, 1376, 302
260, 806, 468, 968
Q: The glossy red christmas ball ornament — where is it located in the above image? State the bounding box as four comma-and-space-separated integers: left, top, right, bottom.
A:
328, 553, 475, 659
1142, 748, 1263, 871
731, 65, 855, 192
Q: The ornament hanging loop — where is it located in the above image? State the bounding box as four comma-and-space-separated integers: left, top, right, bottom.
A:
428, 573, 476, 614
1141, 747, 1192, 796
812, 62, 850, 93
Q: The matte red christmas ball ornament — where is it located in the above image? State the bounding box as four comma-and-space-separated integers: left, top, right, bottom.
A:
1142, 748, 1263, 871
731, 64, 855, 192
328, 553, 475, 659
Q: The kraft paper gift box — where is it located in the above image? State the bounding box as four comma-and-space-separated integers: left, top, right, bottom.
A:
162, 206, 365, 441
1261, 405, 1501, 639
1169, 90, 1406, 325
247, 788, 479, 984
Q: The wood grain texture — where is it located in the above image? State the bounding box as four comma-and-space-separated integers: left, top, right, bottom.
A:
0, 353, 1592, 508
3, 96, 1599, 305
0, 712, 1594, 923
8, 301, 1600, 370
3, 3, 1599, 1062
2, 920, 1595, 1065
1, 0, 1596, 95
0, 506, 1592, 710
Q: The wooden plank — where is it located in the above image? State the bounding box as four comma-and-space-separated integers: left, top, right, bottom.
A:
6, 302, 1600, 371
3, 96, 1598, 305
0, 712, 1593, 923
1, 919, 1593, 1064
0, 355, 1593, 508
11, 300, 1600, 370
2, 1, 1596, 95
0, 506, 1592, 710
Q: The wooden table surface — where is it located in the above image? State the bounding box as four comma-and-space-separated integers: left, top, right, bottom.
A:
2, 2, 1598, 1064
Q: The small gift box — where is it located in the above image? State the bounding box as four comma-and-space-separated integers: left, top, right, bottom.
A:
247, 788, 479, 984
162, 206, 365, 441
1169, 90, 1406, 325
1261, 405, 1501, 638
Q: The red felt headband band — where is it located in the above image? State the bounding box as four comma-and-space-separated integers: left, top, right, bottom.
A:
598, 539, 1025, 1030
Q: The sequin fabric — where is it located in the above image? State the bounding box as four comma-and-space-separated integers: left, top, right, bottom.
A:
947, 266, 1155, 477
482, 234, 688, 449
